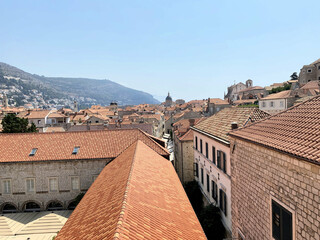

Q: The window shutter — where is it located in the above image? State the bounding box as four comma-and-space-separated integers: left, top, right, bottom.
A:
224, 192, 227, 216
217, 151, 221, 169
219, 189, 223, 209
272, 200, 281, 240
282, 206, 292, 240
223, 152, 227, 173
212, 146, 216, 164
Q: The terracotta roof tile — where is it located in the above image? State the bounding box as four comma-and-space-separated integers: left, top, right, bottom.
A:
261, 90, 292, 100
193, 107, 269, 143
0, 129, 168, 163
229, 95, 320, 164
56, 141, 206, 240
25, 110, 51, 119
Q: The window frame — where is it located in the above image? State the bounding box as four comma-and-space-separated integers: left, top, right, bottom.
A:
2, 179, 12, 195
206, 174, 210, 193
211, 180, 218, 202
26, 178, 35, 193
71, 176, 80, 191
201, 168, 204, 185
193, 162, 199, 177
200, 139, 203, 154
271, 199, 293, 240
219, 189, 227, 216
195, 136, 198, 150
205, 142, 209, 158
48, 177, 59, 193
212, 146, 216, 165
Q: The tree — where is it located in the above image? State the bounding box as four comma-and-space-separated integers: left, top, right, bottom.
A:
2, 114, 38, 133
290, 72, 298, 80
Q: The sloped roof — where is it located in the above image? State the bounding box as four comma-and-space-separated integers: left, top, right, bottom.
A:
208, 98, 229, 105
0, 129, 168, 163
301, 81, 320, 90
261, 90, 292, 100
56, 141, 206, 240
48, 112, 67, 118
238, 86, 264, 93
25, 110, 51, 119
229, 95, 320, 164
193, 107, 269, 143
311, 58, 320, 65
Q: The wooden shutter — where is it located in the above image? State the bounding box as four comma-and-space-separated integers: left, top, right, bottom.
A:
212, 146, 216, 164
272, 200, 281, 240
217, 151, 221, 169
223, 152, 227, 173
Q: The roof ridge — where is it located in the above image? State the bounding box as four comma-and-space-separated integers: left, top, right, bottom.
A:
229, 94, 320, 135
113, 141, 139, 240
137, 128, 169, 155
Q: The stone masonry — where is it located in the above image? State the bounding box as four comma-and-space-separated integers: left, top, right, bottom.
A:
230, 137, 320, 240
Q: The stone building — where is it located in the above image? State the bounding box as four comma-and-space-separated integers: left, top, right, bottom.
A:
55, 141, 206, 240
164, 92, 173, 107
229, 95, 320, 240
0, 129, 169, 213
173, 118, 205, 183
191, 107, 269, 234
259, 90, 296, 115
206, 98, 231, 116
299, 58, 320, 85
224, 79, 253, 102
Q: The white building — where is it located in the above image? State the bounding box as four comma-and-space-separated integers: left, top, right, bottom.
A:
191, 107, 269, 234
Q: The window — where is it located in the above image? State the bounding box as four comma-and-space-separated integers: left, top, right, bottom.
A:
262, 102, 266, 108
318, 77, 320, 80
318, 66, 320, 70
72, 147, 80, 155
270, 101, 274, 107
222, 152, 227, 174
206, 174, 210, 192
29, 148, 37, 156
219, 189, 227, 216
201, 168, 204, 184
193, 162, 199, 177
200, 139, 203, 154
217, 151, 221, 169
26, 178, 35, 193
211, 180, 218, 202
272, 200, 292, 240
49, 178, 58, 192
280, 101, 284, 107
212, 146, 216, 164
205, 142, 209, 158
2, 179, 11, 194
307, 69, 312, 73
71, 176, 80, 190
195, 136, 198, 150
38, 120, 41, 124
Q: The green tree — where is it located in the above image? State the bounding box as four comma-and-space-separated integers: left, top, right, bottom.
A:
2, 114, 38, 133
290, 72, 298, 80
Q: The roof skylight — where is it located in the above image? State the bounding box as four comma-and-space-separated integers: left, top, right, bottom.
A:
72, 147, 80, 155
29, 148, 37, 156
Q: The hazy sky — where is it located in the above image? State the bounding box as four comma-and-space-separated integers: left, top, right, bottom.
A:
1, 0, 320, 101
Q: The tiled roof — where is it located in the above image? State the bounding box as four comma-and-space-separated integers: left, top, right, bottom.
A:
311, 58, 320, 65
25, 110, 51, 119
238, 86, 264, 93
193, 107, 269, 143
48, 112, 67, 118
0, 129, 168, 163
261, 90, 292, 100
56, 141, 206, 240
229, 95, 320, 164
301, 81, 320, 90
208, 98, 229, 105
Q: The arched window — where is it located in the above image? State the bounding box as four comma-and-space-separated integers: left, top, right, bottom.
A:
24, 202, 41, 212
47, 201, 63, 211
67, 201, 77, 210
2, 203, 17, 214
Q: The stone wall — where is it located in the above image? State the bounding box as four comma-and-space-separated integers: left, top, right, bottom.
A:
230, 137, 320, 240
0, 159, 109, 212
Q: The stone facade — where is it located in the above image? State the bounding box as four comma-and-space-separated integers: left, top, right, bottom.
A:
230, 137, 320, 240
173, 134, 194, 183
259, 97, 296, 115
299, 59, 320, 85
0, 159, 109, 212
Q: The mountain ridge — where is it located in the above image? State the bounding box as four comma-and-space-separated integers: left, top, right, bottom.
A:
0, 62, 159, 107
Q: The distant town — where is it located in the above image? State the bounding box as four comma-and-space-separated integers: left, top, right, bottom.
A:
0, 58, 319, 240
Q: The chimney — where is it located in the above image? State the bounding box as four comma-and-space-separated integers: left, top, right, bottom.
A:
189, 119, 195, 127
231, 122, 238, 130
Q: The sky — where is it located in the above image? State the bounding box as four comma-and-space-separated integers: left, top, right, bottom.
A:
1, 0, 320, 102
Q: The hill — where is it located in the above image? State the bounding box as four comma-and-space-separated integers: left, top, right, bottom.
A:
0, 62, 159, 108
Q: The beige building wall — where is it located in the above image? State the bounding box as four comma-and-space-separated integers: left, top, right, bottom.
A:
259, 98, 295, 115
0, 159, 109, 212
193, 131, 232, 233
174, 136, 194, 183
230, 137, 320, 240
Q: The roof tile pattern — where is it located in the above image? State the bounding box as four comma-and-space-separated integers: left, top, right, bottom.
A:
229, 95, 320, 164
193, 107, 269, 143
56, 141, 206, 240
0, 129, 168, 163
